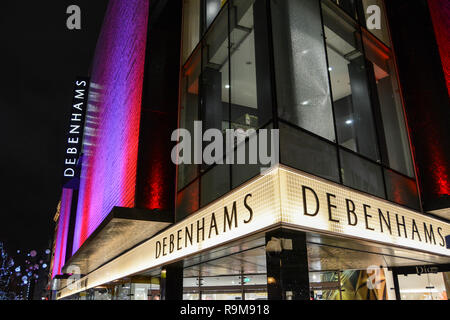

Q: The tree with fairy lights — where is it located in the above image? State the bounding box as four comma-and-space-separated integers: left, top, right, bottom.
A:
0, 242, 16, 300
0, 242, 51, 300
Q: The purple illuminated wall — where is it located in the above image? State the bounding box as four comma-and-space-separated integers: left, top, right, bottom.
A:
52, 188, 73, 279
72, 0, 149, 254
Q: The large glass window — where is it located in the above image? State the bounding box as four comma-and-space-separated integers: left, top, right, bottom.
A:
178, 0, 420, 219
182, 0, 228, 64
177, 0, 274, 220
178, 49, 201, 190
362, 31, 414, 177
323, 3, 380, 161
271, 0, 336, 141
230, 0, 270, 129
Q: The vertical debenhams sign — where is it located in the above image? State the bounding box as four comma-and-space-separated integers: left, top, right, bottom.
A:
63, 77, 89, 185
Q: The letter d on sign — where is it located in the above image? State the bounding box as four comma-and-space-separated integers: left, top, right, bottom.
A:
64, 168, 75, 178
155, 241, 162, 259
302, 186, 320, 217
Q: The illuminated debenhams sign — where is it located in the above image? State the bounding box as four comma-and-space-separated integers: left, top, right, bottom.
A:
298, 185, 446, 247
63, 77, 89, 186
153, 167, 448, 261
58, 166, 449, 299
155, 194, 254, 259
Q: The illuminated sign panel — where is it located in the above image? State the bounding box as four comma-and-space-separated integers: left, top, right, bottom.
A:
59, 166, 449, 298
62, 77, 89, 186
279, 168, 449, 254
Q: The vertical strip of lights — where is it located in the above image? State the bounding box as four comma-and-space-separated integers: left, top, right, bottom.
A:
72, 0, 149, 254
51, 189, 73, 279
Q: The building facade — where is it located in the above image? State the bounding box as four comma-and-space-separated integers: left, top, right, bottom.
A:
52, 0, 450, 300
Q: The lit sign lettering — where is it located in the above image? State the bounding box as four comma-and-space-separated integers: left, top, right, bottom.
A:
155, 194, 253, 259
58, 166, 449, 299
63, 77, 89, 186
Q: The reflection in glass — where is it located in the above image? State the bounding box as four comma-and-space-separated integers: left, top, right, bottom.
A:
271, 0, 336, 141
330, 0, 359, 20
201, 164, 230, 207
229, 0, 261, 130
280, 122, 340, 183
183, 245, 268, 300
178, 50, 201, 190
363, 31, 414, 177
384, 169, 420, 210
182, 0, 201, 63
176, 179, 200, 221
323, 4, 380, 161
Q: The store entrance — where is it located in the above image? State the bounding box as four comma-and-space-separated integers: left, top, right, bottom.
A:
307, 236, 450, 300
393, 265, 450, 300
182, 241, 269, 301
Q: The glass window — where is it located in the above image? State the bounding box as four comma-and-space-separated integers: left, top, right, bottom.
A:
231, 123, 273, 189
201, 164, 230, 207
182, 0, 201, 63
271, 0, 336, 141
340, 149, 385, 198
280, 122, 340, 183
330, 0, 359, 20
204, 0, 224, 31
363, 31, 414, 177
323, 3, 380, 161
178, 49, 201, 190
384, 169, 420, 210
183, 244, 267, 301
229, 0, 271, 130
201, 3, 229, 138
176, 179, 200, 221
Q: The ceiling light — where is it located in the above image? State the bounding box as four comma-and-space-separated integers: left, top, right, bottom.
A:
225, 85, 230, 89
345, 119, 353, 125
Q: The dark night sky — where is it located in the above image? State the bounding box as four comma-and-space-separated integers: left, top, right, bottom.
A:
0, 1, 108, 254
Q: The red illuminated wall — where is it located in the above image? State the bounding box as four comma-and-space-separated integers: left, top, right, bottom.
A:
384, 0, 450, 212
428, 0, 450, 96
72, 0, 149, 254
426, 0, 450, 197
